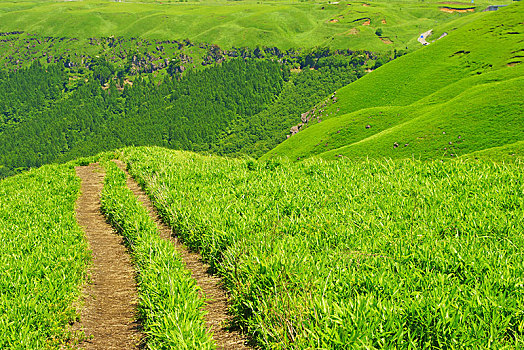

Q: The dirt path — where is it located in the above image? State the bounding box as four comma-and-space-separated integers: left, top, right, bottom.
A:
74, 164, 141, 349
114, 160, 249, 350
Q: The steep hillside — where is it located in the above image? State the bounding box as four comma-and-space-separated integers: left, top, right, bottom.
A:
0, 54, 372, 178
264, 3, 524, 161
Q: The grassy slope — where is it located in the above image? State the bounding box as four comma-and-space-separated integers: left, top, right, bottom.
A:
123, 146, 524, 348
0, 0, 513, 50
461, 140, 524, 162
263, 2, 524, 161
320, 75, 523, 160
0, 163, 88, 348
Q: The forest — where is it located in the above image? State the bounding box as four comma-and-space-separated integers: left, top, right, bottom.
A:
0, 46, 383, 178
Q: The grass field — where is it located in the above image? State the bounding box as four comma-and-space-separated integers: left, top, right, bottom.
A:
264, 2, 524, 161
123, 146, 524, 348
0, 152, 216, 348
1, 143, 523, 348
0, 0, 514, 50
0, 164, 88, 348
462, 140, 524, 162
101, 160, 213, 349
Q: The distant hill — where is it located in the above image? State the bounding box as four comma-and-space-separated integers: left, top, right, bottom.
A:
263, 2, 524, 162
0, 0, 513, 51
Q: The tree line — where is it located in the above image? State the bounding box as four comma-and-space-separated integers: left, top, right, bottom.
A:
0, 50, 389, 178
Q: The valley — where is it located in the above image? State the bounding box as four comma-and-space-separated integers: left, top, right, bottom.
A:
0, 0, 522, 348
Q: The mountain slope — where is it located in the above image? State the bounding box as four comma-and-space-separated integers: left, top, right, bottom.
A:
263, 3, 524, 161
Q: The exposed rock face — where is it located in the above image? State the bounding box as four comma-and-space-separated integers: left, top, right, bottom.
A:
288, 91, 339, 138
290, 124, 303, 135
301, 111, 311, 123
0, 31, 24, 36
202, 44, 224, 66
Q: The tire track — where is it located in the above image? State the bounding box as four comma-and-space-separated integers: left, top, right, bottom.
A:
113, 160, 249, 350
74, 164, 141, 350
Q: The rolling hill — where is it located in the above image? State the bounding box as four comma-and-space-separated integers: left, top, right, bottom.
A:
263, 2, 524, 161
0, 0, 513, 51
1, 0, 523, 348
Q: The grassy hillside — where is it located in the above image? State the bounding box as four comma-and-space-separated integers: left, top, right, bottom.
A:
264, 3, 524, 161
0, 163, 89, 348
0, 0, 513, 50
461, 140, 524, 162
122, 146, 524, 348
320, 75, 523, 160
3, 146, 523, 347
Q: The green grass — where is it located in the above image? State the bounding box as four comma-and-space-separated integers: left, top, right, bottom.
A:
263, 2, 524, 161
1, 142, 523, 348
123, 145, 524, 349
100, 160, 214, 349
0, 0, 513, 50
319, 75, 523, 160
0, 164, 89, 348
461, 140, 524, 163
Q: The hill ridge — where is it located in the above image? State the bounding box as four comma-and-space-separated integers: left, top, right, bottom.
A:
263, 2, 524, 161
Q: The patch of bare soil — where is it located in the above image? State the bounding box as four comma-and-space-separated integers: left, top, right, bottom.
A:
380, 37, 393, 44
337, 28, 359, 36
117, 79, 134, 92
362, 19, 371, 26
329, 19, 339, 23
73, 164, 141, 350
113, 160, 249, 350
381, 18, 387, 24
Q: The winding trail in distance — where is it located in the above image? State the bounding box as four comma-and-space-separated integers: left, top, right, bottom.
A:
74, 164, 141, 350
113, 160, 249, 350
